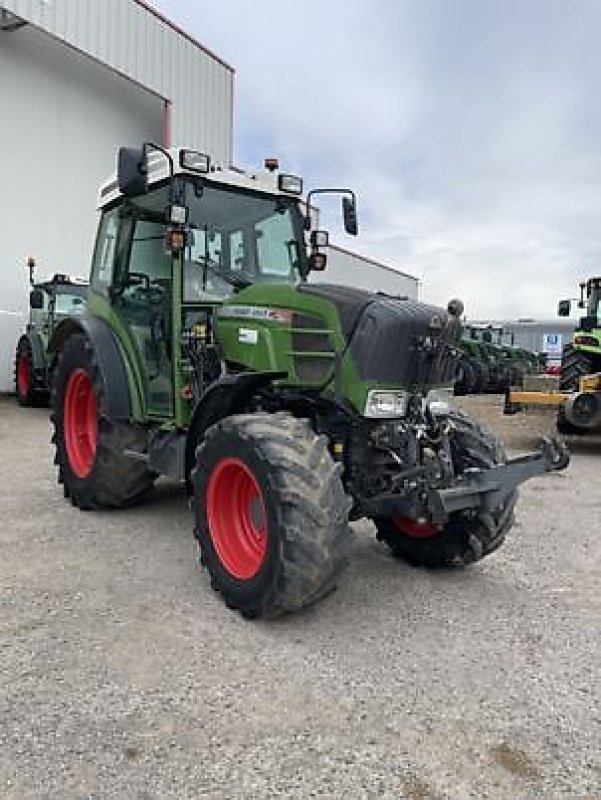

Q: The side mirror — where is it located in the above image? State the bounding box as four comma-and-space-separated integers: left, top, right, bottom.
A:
557, 299, 571, 317
30, 288, 44, 309
118, 147, 147, 197
342, 196, 358, 236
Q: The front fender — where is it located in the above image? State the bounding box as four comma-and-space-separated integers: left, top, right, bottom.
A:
184, 371, 285, 480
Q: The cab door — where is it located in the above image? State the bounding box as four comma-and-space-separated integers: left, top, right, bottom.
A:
112, 216, 175, 418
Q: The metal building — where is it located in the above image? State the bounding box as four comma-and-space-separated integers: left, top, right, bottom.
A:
0, 0, 233, 391
314, 244, 419, 300
471, 318, 576, 366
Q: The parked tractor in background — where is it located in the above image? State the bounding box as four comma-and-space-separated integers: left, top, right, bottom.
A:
14, 259, 87, 405
454, 336, 490, 394
455, 323, 541, 396
47, 143, 568, 618
558, 277, 601, 390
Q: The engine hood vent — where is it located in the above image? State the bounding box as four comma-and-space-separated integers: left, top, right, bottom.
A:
299, 283, 460, 390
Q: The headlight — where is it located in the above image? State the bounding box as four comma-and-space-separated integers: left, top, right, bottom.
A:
180, 149, 211, 173
278, 174, 303, 194
364, 390, 408, 418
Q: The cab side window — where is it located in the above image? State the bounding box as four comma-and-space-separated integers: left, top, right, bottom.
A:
90, 208, 120, 293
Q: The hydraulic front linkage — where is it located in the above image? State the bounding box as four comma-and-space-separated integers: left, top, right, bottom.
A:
429, 438, 570, 523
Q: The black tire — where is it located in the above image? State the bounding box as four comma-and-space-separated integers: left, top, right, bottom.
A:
14, 338, 40, 406
559, 345, 592, 391
374, 409, 516, 568
556, 408, 587, 435
192, 412, 351, 619
454, 358, 477, 395
510, 366, 525, 388
474, 362, 490, 394
51, 333, 155, 510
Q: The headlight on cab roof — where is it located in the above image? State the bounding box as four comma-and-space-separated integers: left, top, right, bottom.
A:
180, 149, 211, 173
278, 174, 303, 194
364, 390, 408, 418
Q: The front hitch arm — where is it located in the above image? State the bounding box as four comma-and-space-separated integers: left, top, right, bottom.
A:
428, 437, 570, 523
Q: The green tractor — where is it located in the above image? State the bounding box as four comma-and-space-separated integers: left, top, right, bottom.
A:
558, 277, 601, 390
48, 143, 568, 618
14, 260, 87, 406
456, 326, 510, 394
454, 337, 490, 394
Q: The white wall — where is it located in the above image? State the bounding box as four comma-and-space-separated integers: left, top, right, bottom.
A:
312, 245, 419, 300
1, 0, 234, 163
0, 25, 164, 390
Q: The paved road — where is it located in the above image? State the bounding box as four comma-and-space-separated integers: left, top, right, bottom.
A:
0, 396, 599, 799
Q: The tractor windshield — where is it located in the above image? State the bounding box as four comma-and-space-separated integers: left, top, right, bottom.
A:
53, 289, 87, 315
182, 180, 307, 301
129, 179, 308, 302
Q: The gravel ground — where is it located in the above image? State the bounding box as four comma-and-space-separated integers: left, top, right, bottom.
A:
0, 394, 599, 800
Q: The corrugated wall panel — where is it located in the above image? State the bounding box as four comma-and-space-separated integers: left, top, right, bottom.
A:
1, 0, 233, 163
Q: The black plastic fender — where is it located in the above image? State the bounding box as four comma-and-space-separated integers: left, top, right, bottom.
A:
184, 371, 286, 481
23, 327, 47, 372
48, 315, 132, 419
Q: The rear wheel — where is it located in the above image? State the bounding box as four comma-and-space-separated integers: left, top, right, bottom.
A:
559, 345, 591, 391
374, 410, 516, 568
193, 412, 351, 619
51, 333, 155, 509
14, 338, 38, 406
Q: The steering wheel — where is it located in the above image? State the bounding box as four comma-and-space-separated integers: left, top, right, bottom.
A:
189, 257, 251, 291
124, 272, 166, 305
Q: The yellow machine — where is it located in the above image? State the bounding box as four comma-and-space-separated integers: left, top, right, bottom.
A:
504, 373, 601, 433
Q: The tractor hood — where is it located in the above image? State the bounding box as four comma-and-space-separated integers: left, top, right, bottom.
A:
299, 284, 460, 389
217, 282, 461, 398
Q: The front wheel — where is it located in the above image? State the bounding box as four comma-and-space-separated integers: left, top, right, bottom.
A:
51, 333, 155, 509
15, 338, 38, 406
374, 410, 516, 568
193, 412, 351, 618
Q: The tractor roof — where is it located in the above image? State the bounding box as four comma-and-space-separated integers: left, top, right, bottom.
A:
98, 147, 304, 209
37, 274, 88, 292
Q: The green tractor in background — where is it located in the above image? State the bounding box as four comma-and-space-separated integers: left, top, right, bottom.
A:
14, 259, 87, 406
47, 143, 568, 618
454, 336, 490, 394
456, 326, 510, 394
558, 277, 601, 390
456, 324, 540, 395
480, 326, 537, 389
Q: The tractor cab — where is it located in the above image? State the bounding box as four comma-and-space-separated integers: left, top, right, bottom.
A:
88, 144, 357, 423
579, 277, 601, 330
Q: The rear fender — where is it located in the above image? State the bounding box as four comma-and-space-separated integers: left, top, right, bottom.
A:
48, 316, 134, 420
21, 329, 46, 372
185, 371, 285, 480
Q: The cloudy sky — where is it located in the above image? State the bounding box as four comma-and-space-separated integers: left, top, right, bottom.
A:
156, 0, 601, 319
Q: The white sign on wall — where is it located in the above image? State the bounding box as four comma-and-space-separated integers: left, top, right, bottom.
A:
542, 333, 563, 355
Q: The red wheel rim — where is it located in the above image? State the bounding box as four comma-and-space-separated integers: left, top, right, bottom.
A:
17, 355, 30, 398
393, 516, 441, 539
206, 457, 268, 579
64, 369, 97, 479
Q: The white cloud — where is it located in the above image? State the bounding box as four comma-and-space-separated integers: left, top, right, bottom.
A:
157, 0, 601, 318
